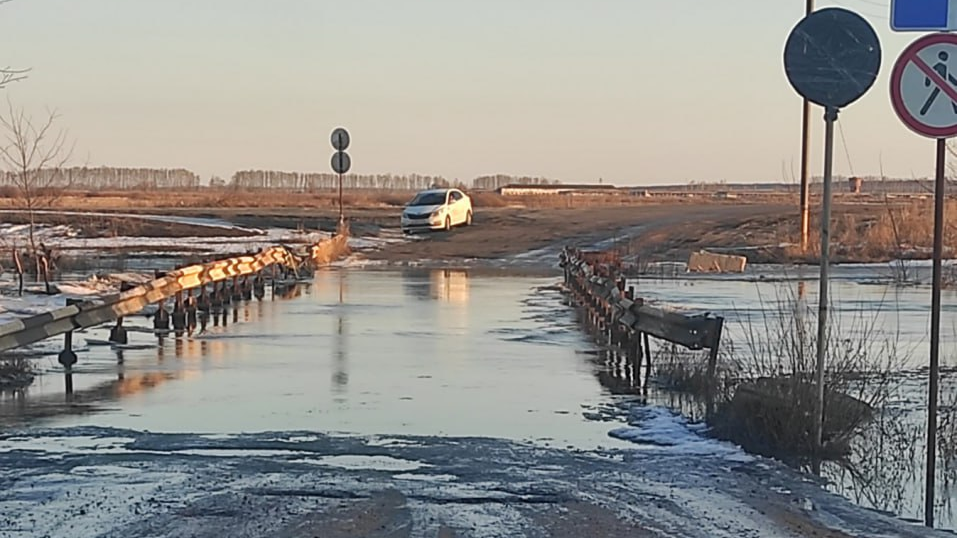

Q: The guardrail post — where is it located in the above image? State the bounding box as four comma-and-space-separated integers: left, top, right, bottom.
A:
271, 265, 280, 299
186, 289, 198, 333
58, 298, 81, 395
109, 316, 128, 345
198, 284, 210, 312
172, 291, 186, 333
212, 282, 224, 310
253, 273, 266, 300
705, 317, 724, 419
154, 299, 170, 332
231, 276, 242, 302
241, 276, 253, 301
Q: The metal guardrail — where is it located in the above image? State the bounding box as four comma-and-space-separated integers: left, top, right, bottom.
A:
560, 247, 724, 412
0, 233, 349, 353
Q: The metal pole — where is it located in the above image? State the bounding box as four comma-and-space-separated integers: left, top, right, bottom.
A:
799, 0, 814, 252
338, 172, 343, 222
925, 137, 946, 528
813, 106, 837, 454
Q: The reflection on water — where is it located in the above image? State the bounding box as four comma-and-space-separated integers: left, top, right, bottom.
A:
4, 269, 631, 450
0, 283, 304, 427
401, 268, 471, 304
430, 269, 470, 303
334, 270, 348, 393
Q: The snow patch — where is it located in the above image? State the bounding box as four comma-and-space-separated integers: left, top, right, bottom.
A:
302, 454, 429, 471
608, 406, 754, 463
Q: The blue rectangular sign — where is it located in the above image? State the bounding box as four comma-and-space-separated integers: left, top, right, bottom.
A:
891, 0, 952, 31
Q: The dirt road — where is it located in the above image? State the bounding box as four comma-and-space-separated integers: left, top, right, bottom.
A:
13, 199, 898, 266
1, 426, 943, 538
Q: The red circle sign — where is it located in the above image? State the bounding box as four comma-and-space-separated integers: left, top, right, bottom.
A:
890, 33, 957, 139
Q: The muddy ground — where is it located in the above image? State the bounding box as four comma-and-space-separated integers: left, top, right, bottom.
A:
8, 200, 898, 266
0, 426, 944, 538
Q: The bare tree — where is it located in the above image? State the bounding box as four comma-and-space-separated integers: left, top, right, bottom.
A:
0, 100, 75, 289
0, 0, 29, 89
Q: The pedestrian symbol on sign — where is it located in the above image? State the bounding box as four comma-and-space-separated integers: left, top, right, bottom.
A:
890, 33, 957, 138
920, 50, 957, 115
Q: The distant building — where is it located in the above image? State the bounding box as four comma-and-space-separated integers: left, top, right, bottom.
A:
496, 184, 618, 196
848, 176, 862, 194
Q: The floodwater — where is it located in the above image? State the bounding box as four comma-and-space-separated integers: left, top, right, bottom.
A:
1, 268, 635, 451
3, 263, 957, 531
630, 261, 957, 529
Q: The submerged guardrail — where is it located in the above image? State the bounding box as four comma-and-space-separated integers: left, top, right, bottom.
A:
0, 227, 351, 361
559, 246, 724, 412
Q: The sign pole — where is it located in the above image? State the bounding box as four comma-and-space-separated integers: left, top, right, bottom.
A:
886, 30, 957, 527
925, 137, 946, 528
800, 0, 815, 252
330, 127, 351, 228
783, 6, 880, 458
813, 105, 837, 454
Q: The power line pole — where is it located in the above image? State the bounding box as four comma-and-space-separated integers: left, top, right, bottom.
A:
800, 0, 814, 252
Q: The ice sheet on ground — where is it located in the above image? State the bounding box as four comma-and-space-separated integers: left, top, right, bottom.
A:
608, 405, 754, 463
0, 426, 942, 538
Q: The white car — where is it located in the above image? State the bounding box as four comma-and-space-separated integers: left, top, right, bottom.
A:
400, 188, 473, 233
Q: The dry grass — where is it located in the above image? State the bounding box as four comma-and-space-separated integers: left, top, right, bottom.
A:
0, 356, 35, 390
0, 187, 762, 211
781, 199, 957, 263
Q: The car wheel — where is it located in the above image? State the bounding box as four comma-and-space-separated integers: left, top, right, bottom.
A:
444, 216, 451, 231
465, 210, 472, 226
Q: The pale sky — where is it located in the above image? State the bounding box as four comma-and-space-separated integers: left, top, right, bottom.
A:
0, 0, 940, 185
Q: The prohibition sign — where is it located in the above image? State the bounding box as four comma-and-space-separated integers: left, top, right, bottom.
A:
891, 33, 957, 138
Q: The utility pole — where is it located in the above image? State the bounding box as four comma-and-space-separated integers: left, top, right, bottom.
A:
800, 0, 814, 252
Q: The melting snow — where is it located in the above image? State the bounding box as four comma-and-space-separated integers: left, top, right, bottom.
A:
608, 406, 754, 463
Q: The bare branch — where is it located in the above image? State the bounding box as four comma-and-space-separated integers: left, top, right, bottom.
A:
0, 100, 75, 244
0, 1, 30, 88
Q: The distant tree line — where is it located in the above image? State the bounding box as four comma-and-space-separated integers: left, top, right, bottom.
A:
230, 170, 452, 191
471, 175, 560, 191
0, 166, 200, 189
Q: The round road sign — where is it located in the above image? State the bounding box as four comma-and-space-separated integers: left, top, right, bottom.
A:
331, 151, 351, 175
890, 33, 957, 139
331, 127, 350, 151
783, 7, 881, 109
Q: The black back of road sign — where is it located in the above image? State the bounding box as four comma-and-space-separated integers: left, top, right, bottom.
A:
784, 7, 881, 109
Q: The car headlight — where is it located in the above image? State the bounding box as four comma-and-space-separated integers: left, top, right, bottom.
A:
431, 209, 442, 217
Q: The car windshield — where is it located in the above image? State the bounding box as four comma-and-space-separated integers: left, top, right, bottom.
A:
408, 192, 447, 206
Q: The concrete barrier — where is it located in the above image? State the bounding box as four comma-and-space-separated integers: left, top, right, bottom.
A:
687, 250, 747, 273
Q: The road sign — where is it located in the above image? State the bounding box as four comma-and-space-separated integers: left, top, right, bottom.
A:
890, 33, 957, 139
784, 8, 882, 109
891, 0, 957, 32
331, 151, 351, 174
331, 127, 350, 151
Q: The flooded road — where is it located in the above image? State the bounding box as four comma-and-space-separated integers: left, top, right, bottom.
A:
629, 261, 957, 530
1, 265, 955, 536
3, 268, 634, 450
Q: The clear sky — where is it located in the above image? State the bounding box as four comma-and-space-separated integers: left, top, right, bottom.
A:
0, 0, 940, 185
